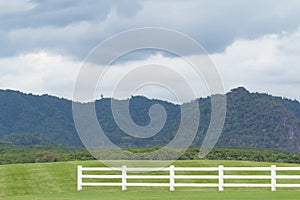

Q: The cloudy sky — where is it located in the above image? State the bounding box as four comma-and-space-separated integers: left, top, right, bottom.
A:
0, 0, 300, 102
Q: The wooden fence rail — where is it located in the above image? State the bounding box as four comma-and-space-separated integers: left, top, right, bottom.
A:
77, 165, 300, 191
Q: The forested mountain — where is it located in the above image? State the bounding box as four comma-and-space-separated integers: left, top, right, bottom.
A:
219, 87, 300, 152
0, 87, 300, 152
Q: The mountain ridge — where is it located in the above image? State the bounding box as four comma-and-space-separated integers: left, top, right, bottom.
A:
0, 87, 300, 152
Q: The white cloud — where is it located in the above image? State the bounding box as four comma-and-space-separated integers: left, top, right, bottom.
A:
76, 28, 300, 103
1, 26, 300, 103
94, 54, 211, 103
212, 28, 300, 100
0, 51, 81, 98
94, 28, 300, 103
0, 50, 218, 103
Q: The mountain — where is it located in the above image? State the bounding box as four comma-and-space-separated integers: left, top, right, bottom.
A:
219, 87, 300, 152
0, 90, 80, 145
0, 88, 300, 152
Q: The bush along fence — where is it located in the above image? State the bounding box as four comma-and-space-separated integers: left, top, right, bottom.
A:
77, 165, 300, 191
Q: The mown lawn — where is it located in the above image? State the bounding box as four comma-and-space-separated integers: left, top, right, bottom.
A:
1, 160, 300, 199
4, 191, 300, 200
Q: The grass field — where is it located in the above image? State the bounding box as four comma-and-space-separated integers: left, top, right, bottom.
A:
4, 191, 300, 200
1, 160, 300, 199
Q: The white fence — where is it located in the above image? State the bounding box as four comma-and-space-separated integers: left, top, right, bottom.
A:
77, 165, 300, 191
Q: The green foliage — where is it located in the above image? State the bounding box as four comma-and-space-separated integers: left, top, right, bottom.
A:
190, 147, 300, 164
1, 143, 300, 165
35, 151, 60, 162
0, 142, 94, 165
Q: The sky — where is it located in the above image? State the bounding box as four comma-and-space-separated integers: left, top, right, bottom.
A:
0, 0, 300, 103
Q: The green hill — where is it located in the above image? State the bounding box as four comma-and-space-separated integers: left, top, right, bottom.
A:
0, 87, 300, 152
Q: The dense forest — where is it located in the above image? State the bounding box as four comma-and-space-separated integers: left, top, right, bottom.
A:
1, 142, 300, 165
0, 87, 300, 152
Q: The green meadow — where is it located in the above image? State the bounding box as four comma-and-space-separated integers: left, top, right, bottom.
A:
1, 160, 300, 200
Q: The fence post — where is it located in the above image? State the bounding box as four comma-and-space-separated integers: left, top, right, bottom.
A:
77, 165, 82, 191
122, 165, 127, 191
170, 165, 175, 191
271, 165, 276, 191
218, 165, 224, 191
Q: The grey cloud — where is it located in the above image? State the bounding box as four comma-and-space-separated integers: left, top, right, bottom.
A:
1, 0, 141, 29
0, 0, 142, 59
173, 0, 300, 52
1, 0, 300, 60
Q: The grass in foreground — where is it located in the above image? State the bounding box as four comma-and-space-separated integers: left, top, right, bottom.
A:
4, 191, 300, 200
1, 160, 300, 199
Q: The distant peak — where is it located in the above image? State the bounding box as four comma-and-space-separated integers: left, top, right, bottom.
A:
230, 87, 250, 94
